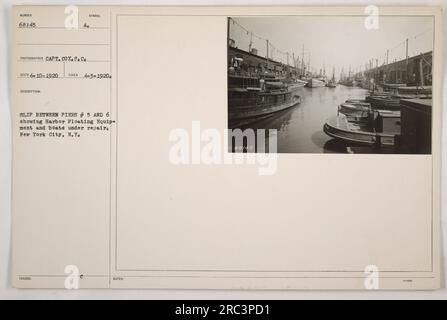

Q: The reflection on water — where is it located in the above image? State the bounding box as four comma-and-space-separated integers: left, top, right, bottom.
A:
241, 86, 369, 153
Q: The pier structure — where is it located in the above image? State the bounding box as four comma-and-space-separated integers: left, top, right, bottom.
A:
352, 51, 432, 88
228, 46, 304, 80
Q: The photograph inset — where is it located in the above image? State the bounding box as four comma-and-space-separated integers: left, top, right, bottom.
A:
227, 16, 433, 154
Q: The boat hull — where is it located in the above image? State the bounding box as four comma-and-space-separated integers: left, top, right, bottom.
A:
229, 95, 301, 128
323, 115, 397, 146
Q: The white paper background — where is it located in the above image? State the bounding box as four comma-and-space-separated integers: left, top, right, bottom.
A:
0, 0, 446, 299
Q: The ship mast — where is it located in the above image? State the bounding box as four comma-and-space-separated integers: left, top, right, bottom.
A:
308, 52, 311, 76
266, 39, 269, 73
301, 44, 305, 78
227, 18, 231, 45
248, 32, 253, 53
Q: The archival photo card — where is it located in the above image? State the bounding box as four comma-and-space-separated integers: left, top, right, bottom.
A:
10, 5, 442, 290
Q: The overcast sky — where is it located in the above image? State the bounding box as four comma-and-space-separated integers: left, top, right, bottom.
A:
230, 16, 433, 77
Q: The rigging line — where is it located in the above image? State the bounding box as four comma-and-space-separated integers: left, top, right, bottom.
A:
388, 28, 432, 54
232, 18, 266, 42
413, 28, 433, 39
372, 27, 432, 63
230, 18, 290, 59
390, 40, 406, 51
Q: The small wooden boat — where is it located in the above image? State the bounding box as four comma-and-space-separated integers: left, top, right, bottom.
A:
366, 94, 401, 110
397, 86, 432, 95
323, 111, 400, 147
338, 102, 370, 117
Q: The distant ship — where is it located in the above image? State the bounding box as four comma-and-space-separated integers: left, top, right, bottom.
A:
325, 79, 337, 88
326, 68, 337, 88
305, 78, 326, 88
339, 78, 354, 87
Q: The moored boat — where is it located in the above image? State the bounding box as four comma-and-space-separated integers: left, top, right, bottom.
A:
323, 110, 401, 147
326, 80, 336, 88
338, 102, 370, 117
345, 98, 369, 104
305, 78, 326, 88
366, 91, 431, 110
228, 74, 301, 128
339, 78, 354, 87
287, 79, 307, 91
326, 68, 337, 88
382, 83, 407, 90
366, 94, 401, 110
397, 86, 432, 95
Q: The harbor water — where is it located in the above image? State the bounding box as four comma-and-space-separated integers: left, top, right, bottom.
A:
243, 86, 369, 153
